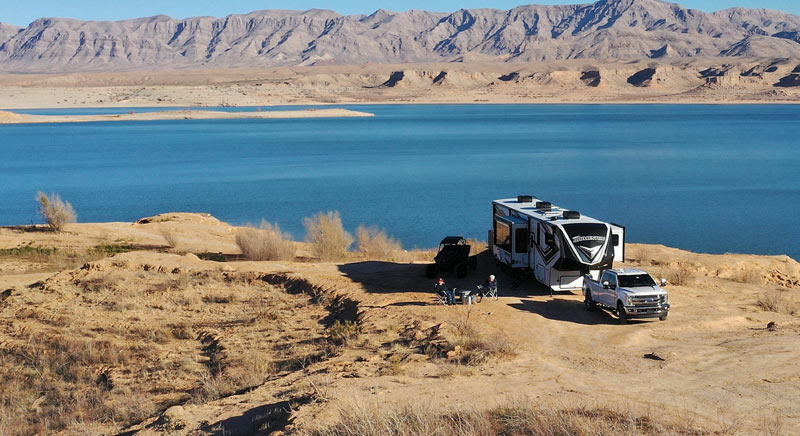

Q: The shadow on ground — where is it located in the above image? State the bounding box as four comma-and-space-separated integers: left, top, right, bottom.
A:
338, 249, 555, 296
510, 298, 650, 326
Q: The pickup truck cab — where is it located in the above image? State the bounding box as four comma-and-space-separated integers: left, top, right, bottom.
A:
583, 268, 669, 324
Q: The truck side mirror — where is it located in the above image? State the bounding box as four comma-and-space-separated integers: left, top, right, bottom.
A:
602, 281, 610, 289
660, 278, 668, 287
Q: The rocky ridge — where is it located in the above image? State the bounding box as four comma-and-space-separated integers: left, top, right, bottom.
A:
1, 0, 800, 72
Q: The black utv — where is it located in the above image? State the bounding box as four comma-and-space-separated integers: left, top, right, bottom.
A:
425, 236, 478, 279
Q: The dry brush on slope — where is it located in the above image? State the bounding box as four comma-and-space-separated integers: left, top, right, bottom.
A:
304, 399, 714, 436
304, 211, 354, 262
235, 220, 297, 261
0, 255, 342, 436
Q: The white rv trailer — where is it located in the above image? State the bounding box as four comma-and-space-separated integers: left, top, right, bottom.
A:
492, 195, 625, 292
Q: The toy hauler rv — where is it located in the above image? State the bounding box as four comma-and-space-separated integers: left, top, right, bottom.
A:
491, 196, 625, 292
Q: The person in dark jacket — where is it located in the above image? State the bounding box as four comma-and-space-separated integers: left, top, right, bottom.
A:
435, 277, 456, 305
478, 274, 497, 301
486, 274, 497, 296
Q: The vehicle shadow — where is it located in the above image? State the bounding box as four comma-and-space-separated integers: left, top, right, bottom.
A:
337, 250, 502, 302
509, 298, 632, 325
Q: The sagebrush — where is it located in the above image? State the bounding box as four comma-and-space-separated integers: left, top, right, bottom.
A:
757, 291, 800, 316
304, 211, 353, 262
36, 191, 76, 232
235, 220, 296, 261
356, 225, 403, 260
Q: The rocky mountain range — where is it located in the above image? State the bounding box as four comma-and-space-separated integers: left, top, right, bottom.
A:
1, 0, 800, 72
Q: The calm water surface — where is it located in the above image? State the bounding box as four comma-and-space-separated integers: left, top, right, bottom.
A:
2, 105, 798, 260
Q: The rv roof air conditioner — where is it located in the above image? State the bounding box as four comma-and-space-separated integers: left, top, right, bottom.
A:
563, 211, 581, 219
517, 195, 535, 203
536, 201, 552, 211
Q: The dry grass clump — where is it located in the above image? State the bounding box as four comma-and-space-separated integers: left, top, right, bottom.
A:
0, 332, 155, 436
306, 399, 708, 436
36, 191, 77, 232
630, 244, 654, 264
731, 264, 763, 284
304, 211, 353, 262
663, 263, 695, 286
444, 313, 517, 366
235, 220, 296, 261
328, 320, 361, 345
356, 225, 403, 260
160, 227, 180, 249
756, 290, 800, 316
0, 243, 138, 273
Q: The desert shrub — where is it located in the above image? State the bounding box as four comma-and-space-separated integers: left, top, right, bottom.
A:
732, 265, 763, 284
160, 227, 180, 249
304, 211, 353, 262
235, 220, 296, 261
757, 291, 800, 316
663, 263, 694, 286
356, 225, 403, 260
328, 320, 360, 345
444, 312, 517, 365
36, 191, 76, 232
306, 399, 706, 436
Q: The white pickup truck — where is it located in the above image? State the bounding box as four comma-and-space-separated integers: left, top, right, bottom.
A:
583, 268, 670, 324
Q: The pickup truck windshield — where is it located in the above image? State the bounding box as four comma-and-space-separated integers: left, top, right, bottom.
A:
618, 274, 656, 288
563, 223, 607, 262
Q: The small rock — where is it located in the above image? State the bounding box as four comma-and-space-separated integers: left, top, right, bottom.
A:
413, 330, 427, 341
767, 321, 777, 332
154, 405, 186, 430
643, 352, 666, 361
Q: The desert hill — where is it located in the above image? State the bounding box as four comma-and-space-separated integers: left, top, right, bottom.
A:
1, 213, 799, 435
2, 0, 800, 72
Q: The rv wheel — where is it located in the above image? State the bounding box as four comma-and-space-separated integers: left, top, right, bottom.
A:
425, 264, 438, 279
455, 262, 468, 278
617, 302, 628, 325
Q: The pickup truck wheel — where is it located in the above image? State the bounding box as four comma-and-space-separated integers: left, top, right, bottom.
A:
659, 313, 668, 321
455, 262, 468, 278
617, 302, 628, 325
584, 291, 596, 312
425, 264, 438, 279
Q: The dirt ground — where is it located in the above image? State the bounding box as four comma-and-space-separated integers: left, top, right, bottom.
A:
1, 213, 798, 436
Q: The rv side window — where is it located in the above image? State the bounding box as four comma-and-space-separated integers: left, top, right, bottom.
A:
515, 228, 528, 254
612, 234, 620, 246
495, 221, 511, 253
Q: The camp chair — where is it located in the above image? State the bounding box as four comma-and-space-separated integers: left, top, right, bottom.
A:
476, 284, 498, 302
433, 286, 448, 305
484, 284, 498, 301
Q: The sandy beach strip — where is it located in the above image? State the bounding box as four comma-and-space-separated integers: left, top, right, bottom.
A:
0, 108, 374, 124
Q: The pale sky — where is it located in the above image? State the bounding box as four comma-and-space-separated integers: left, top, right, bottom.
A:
3, 0, 799, 26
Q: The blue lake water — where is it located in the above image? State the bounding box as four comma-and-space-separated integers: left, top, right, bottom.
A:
1, 104, 799, 260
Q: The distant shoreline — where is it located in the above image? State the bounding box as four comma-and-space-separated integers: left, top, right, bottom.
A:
3, 100, 800, 113
2, 60, 799, 109
0, 108, 375, 124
